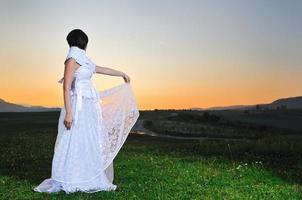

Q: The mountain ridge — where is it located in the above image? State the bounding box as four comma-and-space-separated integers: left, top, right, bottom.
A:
191, 96, 302, 111
0, 98, 60, 112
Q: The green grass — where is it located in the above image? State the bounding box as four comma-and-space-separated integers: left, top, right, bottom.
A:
0, 112, 301, 199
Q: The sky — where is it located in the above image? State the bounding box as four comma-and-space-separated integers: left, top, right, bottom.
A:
0, 0, 301, 110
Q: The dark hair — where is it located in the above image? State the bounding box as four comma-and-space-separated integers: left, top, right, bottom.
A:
66, 29, 88, 50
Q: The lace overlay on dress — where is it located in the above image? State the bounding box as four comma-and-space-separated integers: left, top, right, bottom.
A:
97, 83, 140, 170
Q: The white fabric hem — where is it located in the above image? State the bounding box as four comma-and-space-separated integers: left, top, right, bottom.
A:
33, 172, 117, 194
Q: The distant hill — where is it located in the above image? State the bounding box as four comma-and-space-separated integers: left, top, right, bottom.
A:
205, 105, 253, 111
269, 96, 302, 109
190, 96, 302, 111
0, 98, 60, 112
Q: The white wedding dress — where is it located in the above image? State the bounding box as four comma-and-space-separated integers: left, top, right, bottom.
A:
33, 46, 140, 194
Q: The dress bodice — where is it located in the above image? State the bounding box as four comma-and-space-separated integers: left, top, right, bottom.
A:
66, 46, 97, 99
59, 46, 100, 124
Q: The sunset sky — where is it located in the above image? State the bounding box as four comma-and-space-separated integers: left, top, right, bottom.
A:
0, 0, 301, 110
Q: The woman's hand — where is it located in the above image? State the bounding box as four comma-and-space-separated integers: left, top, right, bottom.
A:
64, 113, 73, 130
122, 73, 131, 83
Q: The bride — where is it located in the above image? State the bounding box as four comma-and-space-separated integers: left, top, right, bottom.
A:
33, 29, 140, 193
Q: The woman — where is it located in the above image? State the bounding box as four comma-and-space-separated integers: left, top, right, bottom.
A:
33, 29, 140, 193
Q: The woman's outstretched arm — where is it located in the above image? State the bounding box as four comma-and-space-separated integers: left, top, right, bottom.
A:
95, 65, 131, 83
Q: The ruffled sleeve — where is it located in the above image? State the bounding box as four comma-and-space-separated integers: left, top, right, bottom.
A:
58, 47, 87, 83
64, 47, 85, 66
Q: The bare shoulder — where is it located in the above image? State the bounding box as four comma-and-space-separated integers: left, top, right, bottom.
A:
64, 58, 80, 71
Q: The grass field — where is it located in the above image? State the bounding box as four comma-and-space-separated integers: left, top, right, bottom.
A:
0, 112, 301, 199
